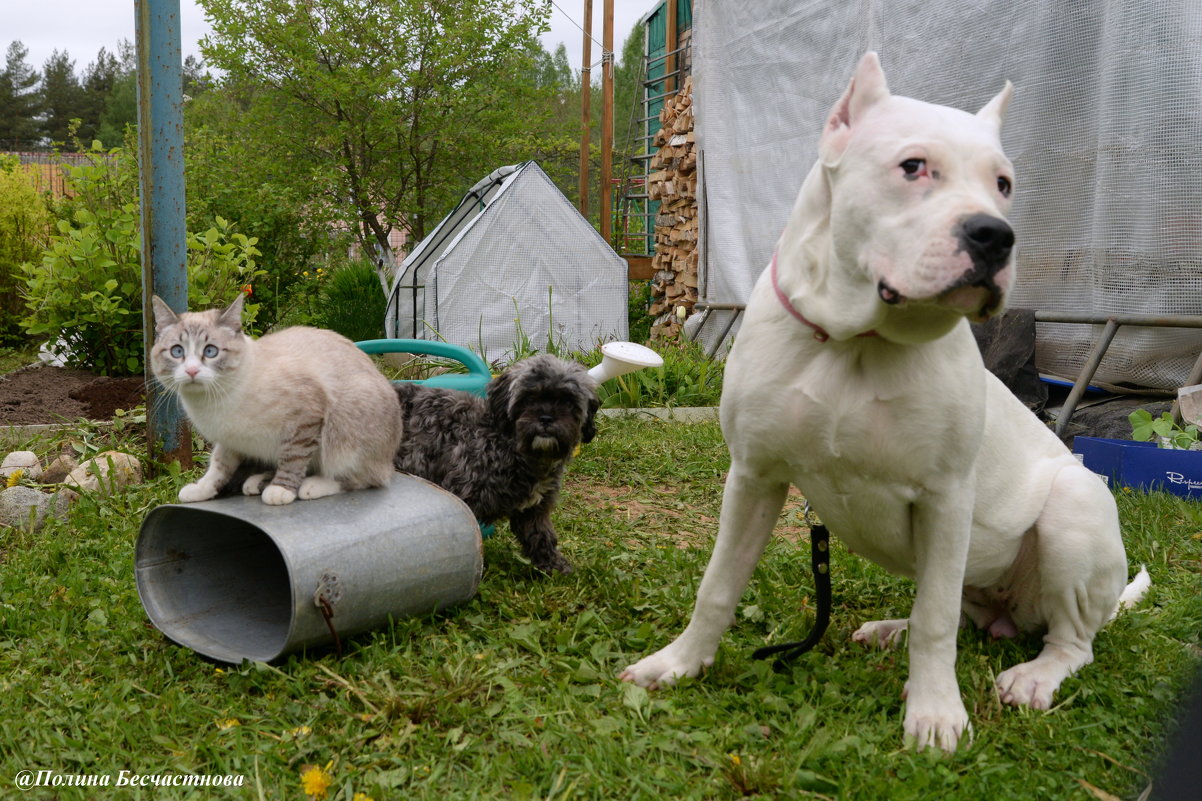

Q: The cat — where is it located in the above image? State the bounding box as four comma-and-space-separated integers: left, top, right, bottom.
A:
150, 293, 402, 505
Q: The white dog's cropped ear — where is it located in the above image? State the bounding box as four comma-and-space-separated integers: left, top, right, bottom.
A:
976, 81, 1014, 129
820, 51, 891, 166
150, 294, 178, 332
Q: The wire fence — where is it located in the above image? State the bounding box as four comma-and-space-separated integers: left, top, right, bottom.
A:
1, 151, 100, 198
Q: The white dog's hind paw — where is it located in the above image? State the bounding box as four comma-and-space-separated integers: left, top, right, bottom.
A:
852, 618, 908, 649
996, 662, 1060, 709
178, 481, 217, 503
298, 475, 342, 500
261, 485, 297, 505
619, 648, 713, 690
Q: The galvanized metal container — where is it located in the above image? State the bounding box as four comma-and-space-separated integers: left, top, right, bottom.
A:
135, 474, 483, 663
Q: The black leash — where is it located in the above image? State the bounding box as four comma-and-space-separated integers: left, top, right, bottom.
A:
751, 521, 832, 665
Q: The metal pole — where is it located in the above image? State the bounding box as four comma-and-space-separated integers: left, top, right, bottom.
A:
665, 0, 678, 95
599, 0, 613, 243
578, 0, 592, 217
136, 0, 192, 469
1053, 319, 1120, 438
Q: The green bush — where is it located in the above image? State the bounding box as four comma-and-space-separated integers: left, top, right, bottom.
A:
627, 280, 653, 344
588, 338, 724, 408
312, 259, 386, 342
0, 156, 51, 345
184, 121, 346, 331
17, 144, 265, 376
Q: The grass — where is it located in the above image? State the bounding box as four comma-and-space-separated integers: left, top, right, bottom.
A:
0, 416, 1199, 800
0, 344, 36, 374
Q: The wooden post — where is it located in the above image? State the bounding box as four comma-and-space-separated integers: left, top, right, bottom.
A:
578, 0, 592, 217
665, 0, 678, 94
599, 0, 614, 243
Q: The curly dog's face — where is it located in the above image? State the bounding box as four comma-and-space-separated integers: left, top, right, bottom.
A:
488, 355, 599, 460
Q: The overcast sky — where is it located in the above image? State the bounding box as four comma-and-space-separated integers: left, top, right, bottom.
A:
5, 0, 654, 77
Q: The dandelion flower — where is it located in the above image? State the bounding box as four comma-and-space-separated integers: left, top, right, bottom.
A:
300, 761, 334, 800
5, 469, 22, 488
215, 718, 240, 730
352, 794, 375, 801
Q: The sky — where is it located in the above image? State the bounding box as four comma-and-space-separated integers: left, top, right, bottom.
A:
4, 0, 655, 77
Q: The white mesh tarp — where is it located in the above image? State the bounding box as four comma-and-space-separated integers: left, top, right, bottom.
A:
386, 161, 628, 362
693, 0, 1202, 389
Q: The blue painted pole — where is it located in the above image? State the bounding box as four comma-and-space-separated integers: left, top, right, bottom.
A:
135, 0, 192, 468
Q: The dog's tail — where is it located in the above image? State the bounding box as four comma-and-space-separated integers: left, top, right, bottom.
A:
1109, 565, 1151, 622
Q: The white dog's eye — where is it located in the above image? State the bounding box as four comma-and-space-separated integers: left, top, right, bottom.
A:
997, 175, 1013, 198
899, 158, 928, 180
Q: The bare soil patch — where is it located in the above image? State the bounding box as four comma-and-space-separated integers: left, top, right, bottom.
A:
0, 364, 145, 425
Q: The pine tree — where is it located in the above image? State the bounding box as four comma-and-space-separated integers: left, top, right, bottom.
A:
39, 50, 88, 146
79, 46, 122, 144
0, 41, 42, 148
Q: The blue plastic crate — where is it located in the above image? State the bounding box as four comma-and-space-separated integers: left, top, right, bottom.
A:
1072, 437, 1202, 499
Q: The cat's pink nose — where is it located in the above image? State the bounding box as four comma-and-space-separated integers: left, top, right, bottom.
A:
185, 366, 200, 378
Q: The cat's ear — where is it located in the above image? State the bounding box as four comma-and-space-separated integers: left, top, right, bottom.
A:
151, 295, 179, 332
217, 292, 245, 332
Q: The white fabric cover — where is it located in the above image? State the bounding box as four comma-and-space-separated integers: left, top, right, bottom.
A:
387, 162, 628, 362
693, 0, 1202, 388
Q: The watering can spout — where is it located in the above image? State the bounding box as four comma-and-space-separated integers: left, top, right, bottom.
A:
586, 342, 664, 384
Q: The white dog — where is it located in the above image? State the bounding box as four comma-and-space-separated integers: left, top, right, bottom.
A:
621, 52, 1147, 752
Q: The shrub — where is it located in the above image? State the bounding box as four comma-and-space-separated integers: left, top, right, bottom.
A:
589, 338, 724, 408
18, 144, 265, 376
184, 123, 342, 330
0, 156, 51, 345
312, 259, 386, 342
627, 279, 653, 344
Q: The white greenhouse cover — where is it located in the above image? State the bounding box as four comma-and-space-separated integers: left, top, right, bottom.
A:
386, 161, 628, 362
693, 0, 1202, 389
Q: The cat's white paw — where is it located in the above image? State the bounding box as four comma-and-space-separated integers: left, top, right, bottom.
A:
261, 485, 297, 505
241, 472, 272, 496
299, 475, 342, 500
178, 482, 217, 503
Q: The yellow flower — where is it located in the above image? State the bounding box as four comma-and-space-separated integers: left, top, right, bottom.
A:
215, 718, 240, 730
287, 725, 312, 739
5, 469, 23, 488
352, 794, 375, 801
300, 761, 334, 800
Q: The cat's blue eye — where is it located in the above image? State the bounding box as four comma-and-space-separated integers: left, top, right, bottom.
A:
203, 344, 219, 359
169, 345, 184, 358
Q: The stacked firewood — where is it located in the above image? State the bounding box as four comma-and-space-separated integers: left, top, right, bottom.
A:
646, 76, 697, 340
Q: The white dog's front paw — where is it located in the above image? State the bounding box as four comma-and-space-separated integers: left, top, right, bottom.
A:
260, 485, 297, 505
852, 618, 909, 649
903, 684, 970, 752
241, 472, 272, 496
298, 475, 342, 500
178, 481, 217, 503
619, 645, 713, 690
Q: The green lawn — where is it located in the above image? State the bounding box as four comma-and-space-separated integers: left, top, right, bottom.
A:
1, 416, 1198, 800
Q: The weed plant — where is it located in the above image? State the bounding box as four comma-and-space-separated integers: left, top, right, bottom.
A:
0, 417, 1197, 800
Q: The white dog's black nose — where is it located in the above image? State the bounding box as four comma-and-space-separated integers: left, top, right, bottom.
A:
959, 214, 1014, 275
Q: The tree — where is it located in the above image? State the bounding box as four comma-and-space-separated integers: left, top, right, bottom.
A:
0, 42, 42, 148
39, 50, 88, 146
200, 0, 552, 286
